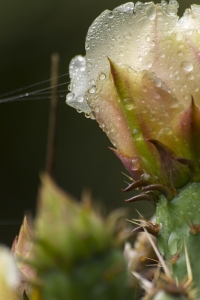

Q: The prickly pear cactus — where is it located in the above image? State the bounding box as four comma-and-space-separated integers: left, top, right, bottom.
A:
156, 183, 200, 297
67, 0, 200, 298
30, 175, 136, 300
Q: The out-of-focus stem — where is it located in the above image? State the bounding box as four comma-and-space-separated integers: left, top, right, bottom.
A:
45, 53, 59, 178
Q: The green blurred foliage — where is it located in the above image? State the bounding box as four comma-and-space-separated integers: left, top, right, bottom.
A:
0, 0, 192, 245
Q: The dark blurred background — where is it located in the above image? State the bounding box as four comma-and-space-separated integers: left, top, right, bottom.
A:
0, 0, 193, 245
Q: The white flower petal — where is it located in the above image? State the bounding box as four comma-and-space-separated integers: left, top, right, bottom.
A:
66, 55, 92, 114
85, 1, 178, 82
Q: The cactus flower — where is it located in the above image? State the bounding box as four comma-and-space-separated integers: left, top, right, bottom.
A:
66, 0, 200, 296
66, 0, 200, 200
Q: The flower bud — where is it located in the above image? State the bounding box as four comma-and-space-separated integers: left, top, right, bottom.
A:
67, 1, 200, 193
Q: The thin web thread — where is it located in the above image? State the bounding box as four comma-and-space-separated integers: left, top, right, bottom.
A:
0, 73, 69, 225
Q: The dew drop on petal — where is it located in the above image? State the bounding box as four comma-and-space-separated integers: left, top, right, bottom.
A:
186, 73, 194, 80
123, 98, 134, 110
87, 62, 92, 68
76, 96, 84, 103
181, 61, 193, 72
94, 107, 100, 113
99, 73, 106, 80
155, 78, 162, 87
89, 111, 96, 120
66, 93, 74, 101
124, 32, 131, 39
178, 42, 184, 48
132, 128, 142, 141
80, 66, 86, 72
160, 52, 165, 58
177, 50, 183, 56
108, 12, 114, 18
154, 92, 160, 99
145, 35, 150, 42
176, 32, 183, 41
146, 61, 152, 69
128, 67, 133, 73
88, 86, 96, 94
85, 113, 90, 118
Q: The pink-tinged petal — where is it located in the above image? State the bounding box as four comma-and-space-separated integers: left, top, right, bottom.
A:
87, 56, 192, 183
87, 65, 136, 158
110, 148, 142, 181
107, 60, 163, 179
149, 32, 200, 108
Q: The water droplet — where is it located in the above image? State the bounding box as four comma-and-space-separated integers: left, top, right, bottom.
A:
141, 172, 150, 180
132, 128, 142, 141
158, 127, 173, 138
146, 61, 152, 69
192, 192, 199, 200
94, 107, 99, 113
80, 66, 85, 72
176, 32, 183, 41
145, 35, 150, 42
85, 113, 90, 118
76, 96, 84, 103
142, 86, 147, 92
88, 86, 96, 94
168, 232, 179, 255
124, 32, 131, 39
99, 73, 106, 80
87, 62, 92, 68
154, 92, 160, 99
77, 56, 84, 62
188, 212, 193, 217
123, 98, 134, 110
128, 67, 133, 73
178, 42, 184, 48
85, 42, 90, 50
181, 61, 193, 72
108, 12, 114, 18
148, 9, 156, 20
138, 56, 143, 61
186, 73, 194, 80
155, 78, 162, 87
66, 93, 74, 101
177, 50, 183, 56
89, 111, 96, 120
